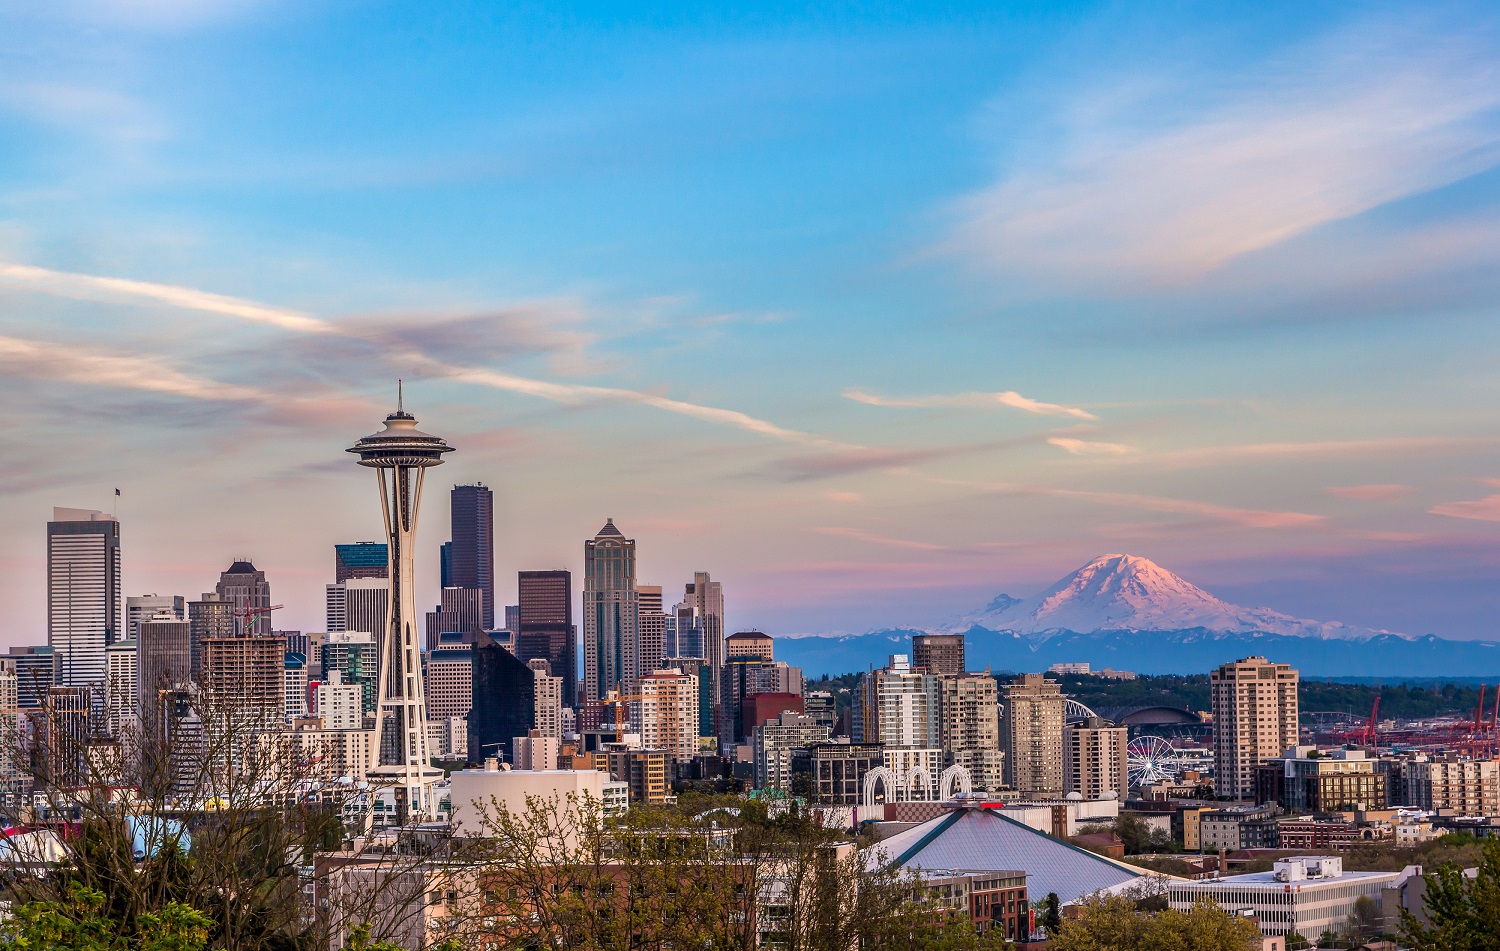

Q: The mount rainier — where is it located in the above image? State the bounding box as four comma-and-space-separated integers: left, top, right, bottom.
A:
774, 554, 1498, 679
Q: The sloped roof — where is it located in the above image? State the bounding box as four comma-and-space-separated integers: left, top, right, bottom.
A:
595, 518, 624, 537
866, 807, 1144, 905
225, 560, 258, 574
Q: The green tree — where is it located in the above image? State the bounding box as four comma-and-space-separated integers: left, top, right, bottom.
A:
1051, 896, 1259, 951
1402, 837, 1500, 951
1284, 931, 1311, 950
0, 883, 213, 951
1040, 892, 1063, 935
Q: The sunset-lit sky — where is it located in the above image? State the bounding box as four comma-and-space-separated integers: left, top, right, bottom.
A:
4, 1, 1500, 642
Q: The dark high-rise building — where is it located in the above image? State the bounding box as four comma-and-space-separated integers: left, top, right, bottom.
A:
584, 519, 638, 701
516, 570, 576, 708
449, 485, 495, 629
504, 604, 520, 633
425, 586, 484, 649
439, 542, 453, 589
48, 507, 122, 687
334, 542, 388, 583
138, 617, 192, 738
912, 634, 966, 676
216, 561, 271, 636
468, 631, 535, 764
9, 646, 56, 709
187, 594, 234, 677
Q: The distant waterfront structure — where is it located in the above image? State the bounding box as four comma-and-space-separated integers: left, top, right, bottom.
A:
912, 634, 965, 676
347, 392, 453, 822
126, 595, 184, 640
516, 569, 576, 709
1064, 716, 1129, 799
1210, 656, 1299, 801
449, 484, 495, 630
583, 519, 639, 701
334, 542, 388, 583
216, 560, 271, 636
47, 507, 121, 687
1000, 673, 1066, 797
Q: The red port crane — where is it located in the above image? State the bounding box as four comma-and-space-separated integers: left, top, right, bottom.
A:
1357, 695, 1380, 751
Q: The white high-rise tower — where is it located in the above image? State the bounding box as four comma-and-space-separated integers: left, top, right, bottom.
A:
348, 388, 453, 823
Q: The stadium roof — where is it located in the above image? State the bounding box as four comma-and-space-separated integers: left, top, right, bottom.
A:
866, 806, 1147, 905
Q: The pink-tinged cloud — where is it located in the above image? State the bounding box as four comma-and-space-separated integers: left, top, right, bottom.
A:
1326, 483, 1416, 502
1429, 495, 1500, 523
0, 333, 264, 402
1049, 488, 1325, 529
1047, 436, 1135, 456
812, 527, 948, 552
1155, 436, 1494, 468
844, 387, 1097, 420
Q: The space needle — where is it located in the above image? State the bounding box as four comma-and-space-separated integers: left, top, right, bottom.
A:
348, 384, 452, 823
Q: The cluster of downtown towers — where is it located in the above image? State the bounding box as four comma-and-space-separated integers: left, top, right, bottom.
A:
37, 489, 728, 756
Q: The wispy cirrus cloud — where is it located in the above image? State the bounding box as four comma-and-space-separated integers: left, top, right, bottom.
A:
0, 333, 264, 402
1155, 436, 1496, 469
844, 387, 1096, 420
812, 526, 948, 552
1429, 495, 1500, 522
1327, 483, 1416, 502
948, 18, 1500, 286
0, 260, 846, 448
1047, 436, 1135, 456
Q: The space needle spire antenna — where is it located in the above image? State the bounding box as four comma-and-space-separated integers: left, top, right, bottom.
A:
348, 384, 453, 824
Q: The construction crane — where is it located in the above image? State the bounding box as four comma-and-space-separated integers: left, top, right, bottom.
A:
232, 603, 284, 637
603, 691, 649, 744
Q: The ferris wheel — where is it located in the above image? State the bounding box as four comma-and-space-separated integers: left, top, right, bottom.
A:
1127, 735, 1178, 789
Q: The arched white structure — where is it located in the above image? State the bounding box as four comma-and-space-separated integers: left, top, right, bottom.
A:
906, 766, 935, 802
940, 764, 972, 801
863, 766, 898, 808
1064, 699, 1099, 722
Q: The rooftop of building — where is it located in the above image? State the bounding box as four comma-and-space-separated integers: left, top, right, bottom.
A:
595, 518, 624, 537
726, 631, 772, 641
335, 543, 388, 566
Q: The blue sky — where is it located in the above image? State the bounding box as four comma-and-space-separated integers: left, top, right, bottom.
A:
4, 0, 1500, 642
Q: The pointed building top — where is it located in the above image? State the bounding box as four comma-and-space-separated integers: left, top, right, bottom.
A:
595, 518, 624, 538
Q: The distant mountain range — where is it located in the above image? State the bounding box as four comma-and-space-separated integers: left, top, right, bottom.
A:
775, 554, 1500, 679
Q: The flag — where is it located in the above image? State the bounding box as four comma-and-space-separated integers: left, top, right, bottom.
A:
114, 488, 121, 497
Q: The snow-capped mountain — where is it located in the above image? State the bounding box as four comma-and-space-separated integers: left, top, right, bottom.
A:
945, 554, 1398, 640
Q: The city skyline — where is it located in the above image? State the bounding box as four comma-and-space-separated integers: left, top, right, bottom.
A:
6, 3, 1500, 642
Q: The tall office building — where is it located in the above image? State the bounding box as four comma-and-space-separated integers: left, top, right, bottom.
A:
469, 631, 535, 764
1064, 716, 1129, 800
138, 617, 192, 738
125, 595, 185, 640
683, 572, 724, 703
939, 672, 1004, 791
334, 542, 388, 582
321, 631, 378, 713
725, 631, 773, 661
637, 585, 666, 679
912, 634, 965, 676
284, 653, 309, 720
636, 668, 699, 762
424, 586, 483, 648
1000, 673, 1066, 797
529, 658, 563, 740
187, 594, 234, 676
9, 647, 56, 709
449, 484, 495, 629
216, 561, 271, 636
315, 671, 364, 731
423, 633, 474, 720
665, 601, 704, 660
517, 570, 576, 709
855, 654, 940, 748
48, 507, 121, 687
583, 519, 639, 701
327, 578, 388, 639
1211, 656, 1299, 801
104, 640, 139, 737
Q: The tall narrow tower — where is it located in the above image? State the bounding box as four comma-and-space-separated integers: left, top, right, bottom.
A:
348, 390, 453, 823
